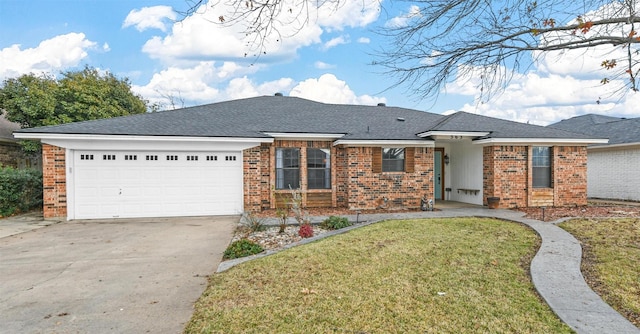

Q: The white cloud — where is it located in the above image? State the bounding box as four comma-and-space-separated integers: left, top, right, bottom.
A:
289, 73, 385, 105
384, 5, 421, 28
102, 43, 110, 52
357, 37, 370, 44
322, 36, 349, 50
224, 77, 295, 100
123, 6, 176, 32
448, 64, 637, 125
0, 33, 97, 80
140, 0, 380, 63
131, 61, 294, 108
314, 61, 336, 69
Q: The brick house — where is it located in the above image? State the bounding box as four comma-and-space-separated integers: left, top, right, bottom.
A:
550, 114, 640, 202
14, 95, 606, 220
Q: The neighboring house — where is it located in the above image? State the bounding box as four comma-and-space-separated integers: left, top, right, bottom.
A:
14, 95, 606, 220
549, 114, 640, 202
0, 113, 40, 169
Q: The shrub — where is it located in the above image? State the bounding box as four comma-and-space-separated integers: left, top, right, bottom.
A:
223, 239, 264, 260
320, 216, 351, 230
0, 166, 43, 217
240, 211, 266, 232
298, 224, 314, 238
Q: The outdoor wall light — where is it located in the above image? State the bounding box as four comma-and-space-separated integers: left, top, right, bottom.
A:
444, 154, 450, 165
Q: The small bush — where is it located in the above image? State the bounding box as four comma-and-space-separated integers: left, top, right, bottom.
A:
0, 166, 43, 217
298, 224, 314, 238
320, 216, 351, 230
240, 211, 266, 232
223, 239, 264, 260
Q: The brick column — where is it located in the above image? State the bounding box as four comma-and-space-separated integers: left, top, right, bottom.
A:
42, 144, 67, 218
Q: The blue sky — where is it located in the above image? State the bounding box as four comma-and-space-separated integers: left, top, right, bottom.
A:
1, 0, 639, 125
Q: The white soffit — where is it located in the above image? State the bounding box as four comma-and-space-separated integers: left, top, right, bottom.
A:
262, 132, 346, 140
472, 137, 609, 146
13, 133, 273, 151
333, 139, 435, 147
417, 130, 490, 138
588, 142, 640, 151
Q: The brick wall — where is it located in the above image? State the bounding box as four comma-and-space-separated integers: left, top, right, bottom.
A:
553, 146, 587, 206
243, 146, 262, 213
483, 145, 588, 208
42, 144, 67, 218
243, 141, 434, 212
342, 146, 433, 210
483, 146, 528, 208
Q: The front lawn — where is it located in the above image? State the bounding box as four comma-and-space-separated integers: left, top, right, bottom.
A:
186, 218, 571, 333
559, 218, 640, 327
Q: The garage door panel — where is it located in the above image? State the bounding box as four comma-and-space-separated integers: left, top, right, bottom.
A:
73, 151, 243, 219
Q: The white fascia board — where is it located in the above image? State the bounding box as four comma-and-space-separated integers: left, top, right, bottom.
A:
333, 139, 435, 147
262, 132, 346, 140
417, 130, 490, 138
588, 142, 640, 151
14, 133, 273, 151
472, 137, 609, 146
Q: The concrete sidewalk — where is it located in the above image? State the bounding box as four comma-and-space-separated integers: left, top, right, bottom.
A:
0, 211, 63, 239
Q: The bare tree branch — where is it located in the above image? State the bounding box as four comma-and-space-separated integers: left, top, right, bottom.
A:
179, 0, 640, 102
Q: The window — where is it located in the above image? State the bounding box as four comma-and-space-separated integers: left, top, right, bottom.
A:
276, 148, 300, 189
307, 148, 331, 189
532, 146, 552, 188
382, 148, 405, 172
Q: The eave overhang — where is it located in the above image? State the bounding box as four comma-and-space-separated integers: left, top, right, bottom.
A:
472, 137, 609, 146
333, 139, 435, 147
13, 132, 274, 151
587, 142, 640, 151
262, 132, 346, 140
417, 130, 491, 139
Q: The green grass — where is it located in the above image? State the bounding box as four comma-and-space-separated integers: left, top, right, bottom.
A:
186, 218, 572, 333
559, 218, 640, 327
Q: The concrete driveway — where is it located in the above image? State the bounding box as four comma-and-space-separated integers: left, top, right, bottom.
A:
0, 215, 237, 334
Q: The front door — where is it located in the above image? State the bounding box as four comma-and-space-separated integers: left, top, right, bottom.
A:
434, 148, 444, 200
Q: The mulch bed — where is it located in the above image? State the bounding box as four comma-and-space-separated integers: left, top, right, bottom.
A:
518, 204, 639, 222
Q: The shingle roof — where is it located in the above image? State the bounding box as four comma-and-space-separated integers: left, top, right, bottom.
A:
15, 95, 600, 142
0, 113, 20, 142
549, 114, 640, 145
428, 111, 597, 139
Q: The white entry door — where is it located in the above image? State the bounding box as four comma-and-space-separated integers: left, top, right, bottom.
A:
72, 151, 243, 219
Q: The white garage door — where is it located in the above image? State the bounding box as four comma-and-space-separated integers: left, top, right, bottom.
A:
72, 151, 243, 219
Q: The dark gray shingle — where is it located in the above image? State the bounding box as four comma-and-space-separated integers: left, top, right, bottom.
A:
16, 95, 600, 141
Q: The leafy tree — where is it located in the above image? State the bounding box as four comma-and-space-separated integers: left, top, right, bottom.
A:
0, 66, 147, 151
184, 0, 640, 101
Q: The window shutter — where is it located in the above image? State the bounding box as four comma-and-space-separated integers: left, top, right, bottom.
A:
372, 147, 382, 173
405, 147, 415, 173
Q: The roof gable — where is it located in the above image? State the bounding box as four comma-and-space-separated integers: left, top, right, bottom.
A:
549, 114, 640, 145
